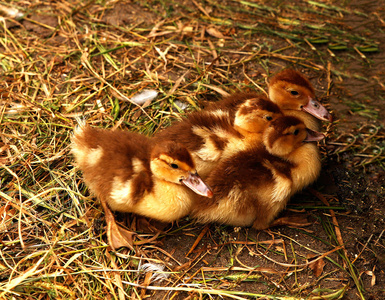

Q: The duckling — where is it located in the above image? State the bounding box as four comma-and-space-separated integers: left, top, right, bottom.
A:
190, 115, 325, 230
71, 123, 213, 250
154, 95, 282, 178
268, 68, 332, 131
207, 69, 331, 131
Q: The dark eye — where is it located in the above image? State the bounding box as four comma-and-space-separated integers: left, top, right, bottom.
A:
266, 116, 273, 121
171, 163, 179, 169
290, 90, 299, 96
293, 129, 299, 136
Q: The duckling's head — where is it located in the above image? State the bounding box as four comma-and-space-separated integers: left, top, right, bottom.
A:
234, 96, 283, 134
268, 69, 332, 122
150, 142, 213, 198
264, 116, 325, 157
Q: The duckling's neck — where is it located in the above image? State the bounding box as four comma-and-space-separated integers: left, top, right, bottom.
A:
282, 109, 321, 132
221, 129, 264, 163
234, 124, 264, 137
285, 143, 321, 194
192, 125, 244, 165
133, 180, 195, 222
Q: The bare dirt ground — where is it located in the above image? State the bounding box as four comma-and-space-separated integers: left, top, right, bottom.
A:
0, 0, 384, 299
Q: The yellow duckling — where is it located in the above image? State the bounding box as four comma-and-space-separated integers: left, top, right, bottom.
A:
207, 69, 332, 131
268, 68, 332, 131
190, 115, 325, 230
154, 95, 282, 178
71, 122, 212, 250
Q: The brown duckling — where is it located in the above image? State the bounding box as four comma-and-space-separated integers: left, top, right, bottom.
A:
267, 68, 332, 130
207, 69, 332, 131
71, 122, 212, 250
154, 95, 282, 178
190, 115, 325, 230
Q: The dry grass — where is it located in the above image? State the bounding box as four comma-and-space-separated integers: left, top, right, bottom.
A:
1, 0, 384, 299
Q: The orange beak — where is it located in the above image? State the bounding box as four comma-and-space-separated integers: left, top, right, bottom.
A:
182, 172, 213, 198
302, 98, 332, 122
304, 128, 326, 142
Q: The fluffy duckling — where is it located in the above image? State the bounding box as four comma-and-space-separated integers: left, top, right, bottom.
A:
71, 123, 213, 250
207, 69, 331, 131
268, 68, 332, 131
190, 115, 325, 230
154, 95, 282, 178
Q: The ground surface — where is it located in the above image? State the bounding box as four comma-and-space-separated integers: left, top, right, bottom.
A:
0, 0, 384, 299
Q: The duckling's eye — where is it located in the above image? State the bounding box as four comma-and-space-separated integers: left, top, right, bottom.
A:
266, 116, 273, 121
293, 129, 299, 136
170, 163, 179, 169
290, 90, 299, 96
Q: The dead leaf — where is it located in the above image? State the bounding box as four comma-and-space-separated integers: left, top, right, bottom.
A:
307, 255, 326, 277
200, 83, 230, 97
186, 225, 209, 257
141, 271, 152, 298
275, 246, 284, 252
141, 99, 153, 109
154, 46, 169, 66
363, 270, 376, 286
167, 70, 189, 97
270, 214, 312, 228
0, 202, 15, 232
131, 109, 142, 121
206, 26, 228, 39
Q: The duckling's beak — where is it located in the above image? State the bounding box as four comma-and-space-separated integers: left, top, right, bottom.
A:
302, 98, 332, 122
304, 128, 325, 142
182, 172, 213, 198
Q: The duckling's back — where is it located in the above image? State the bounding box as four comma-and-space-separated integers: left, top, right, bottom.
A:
205, 92, 262, 118
71, 125, 153, 204
191, 115, 323, 230
154, 110, 243, 177
191, 144, 293, 228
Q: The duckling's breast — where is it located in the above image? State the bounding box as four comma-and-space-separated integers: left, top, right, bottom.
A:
129, 181, 195, 222
289, 143, 321, 195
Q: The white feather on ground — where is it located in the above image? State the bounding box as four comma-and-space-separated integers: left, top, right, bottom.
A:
139, 263, 169, 283
130, 89, 158, 105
